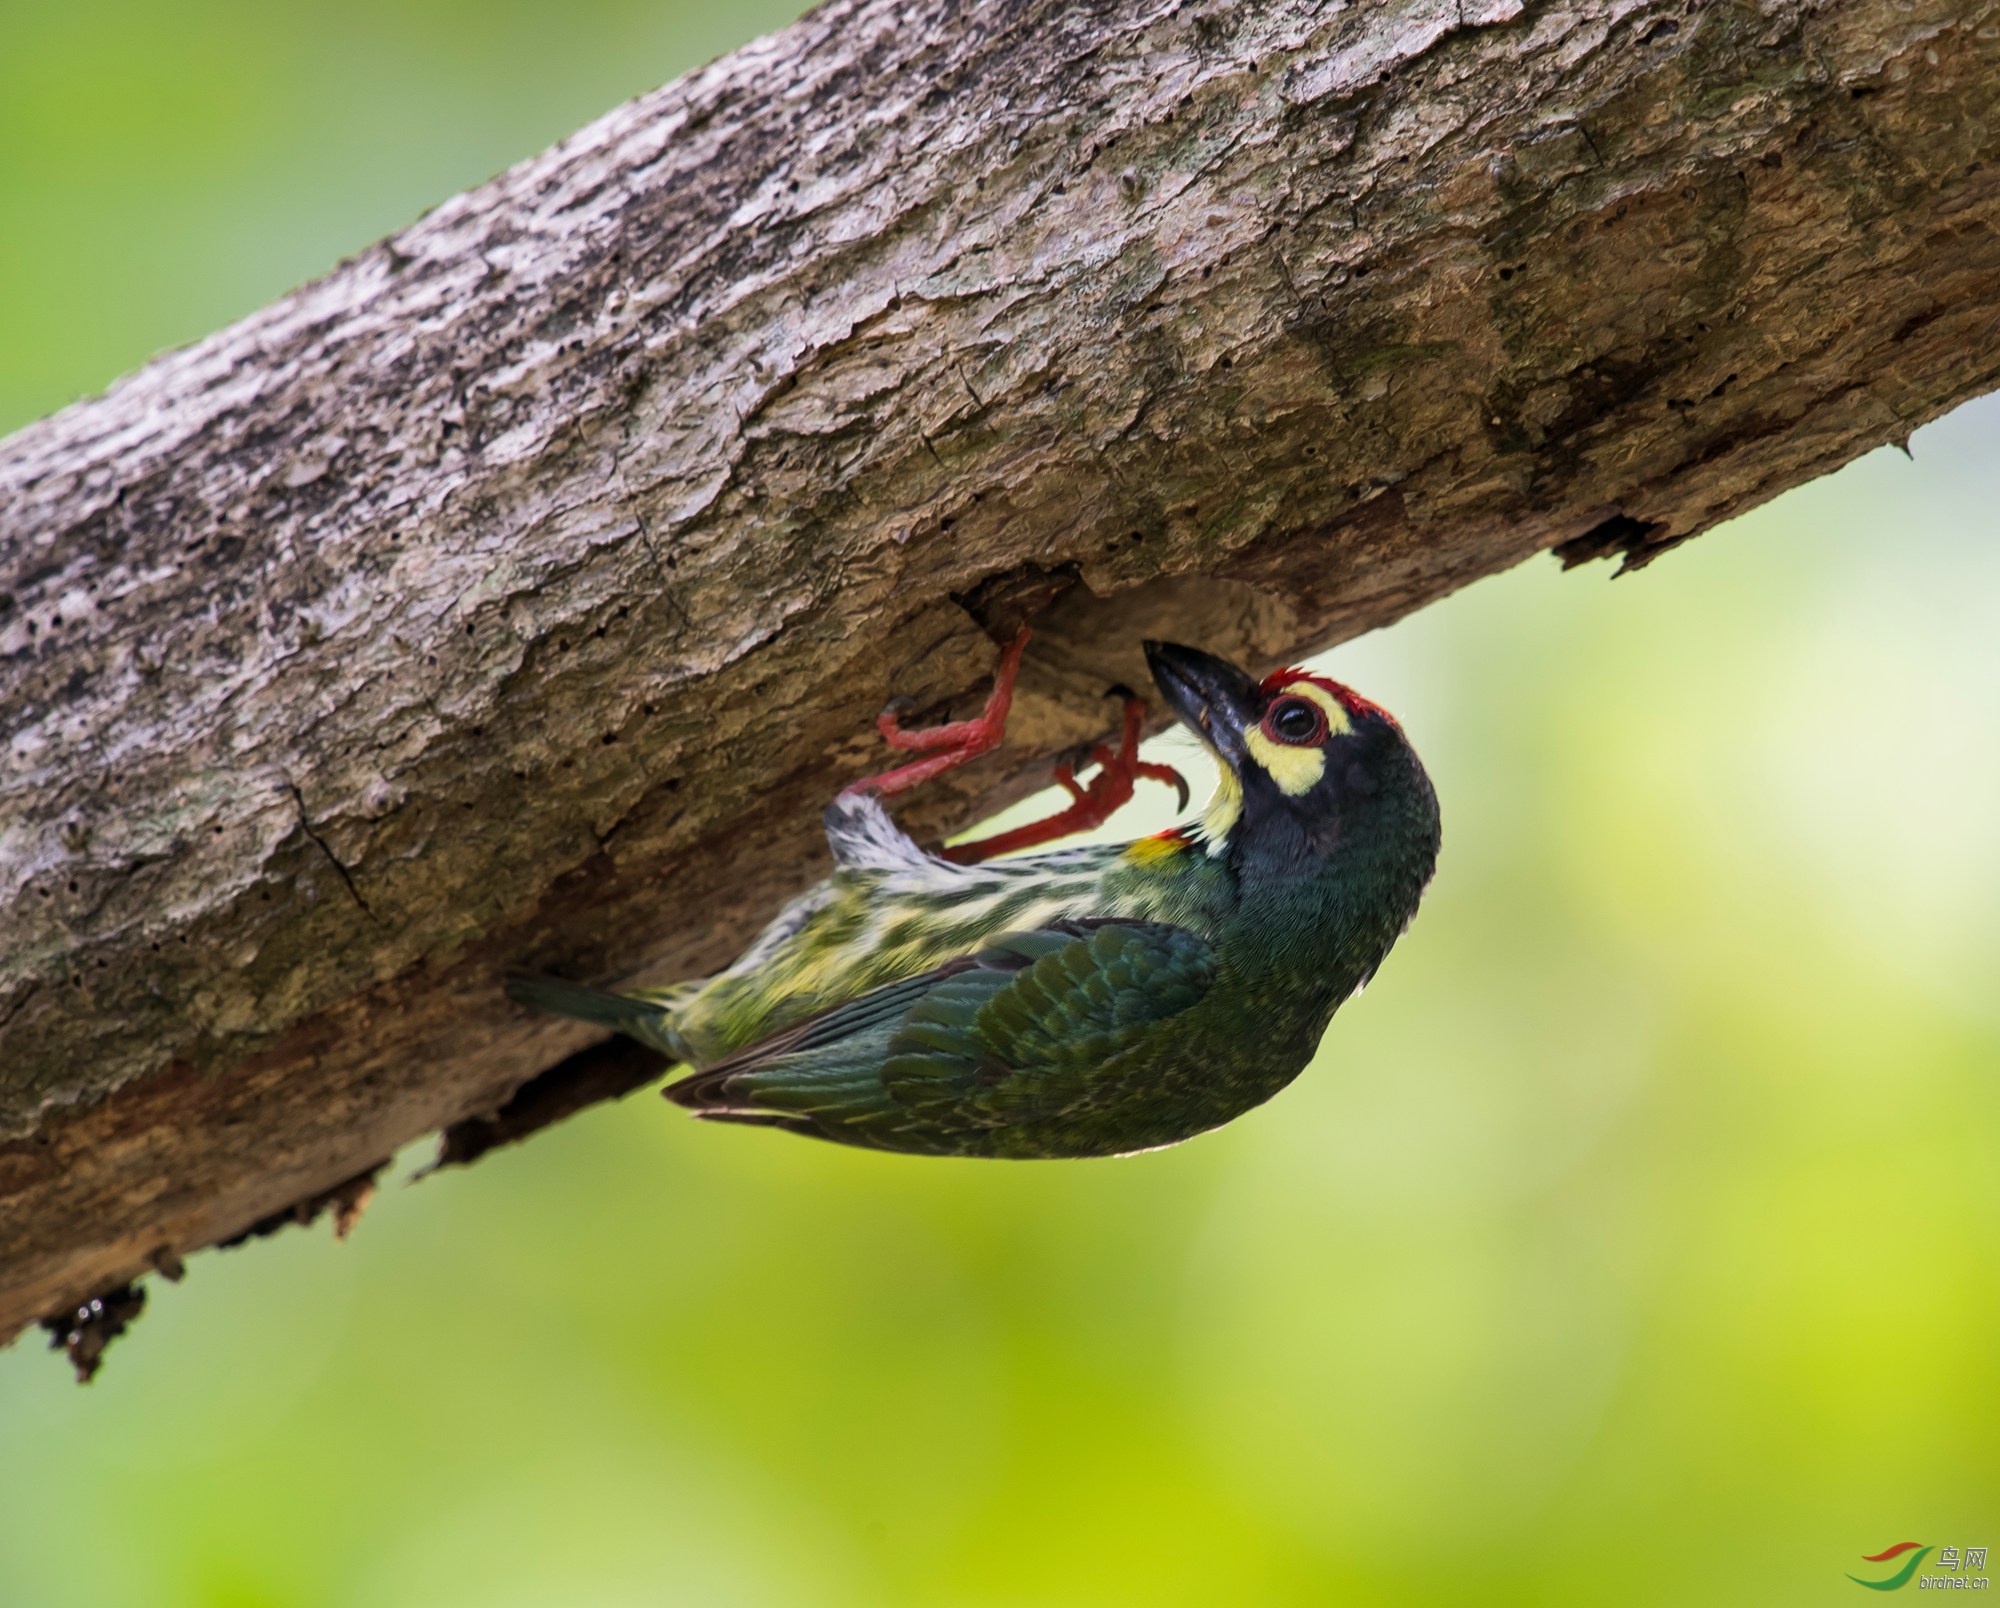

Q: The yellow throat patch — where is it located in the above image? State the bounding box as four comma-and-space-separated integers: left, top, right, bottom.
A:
1198, 764, 1243, 852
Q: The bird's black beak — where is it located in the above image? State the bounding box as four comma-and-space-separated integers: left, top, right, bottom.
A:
1143, 641, 1262, 772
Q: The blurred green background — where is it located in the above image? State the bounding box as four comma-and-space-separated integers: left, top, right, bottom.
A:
4, 3, 1997, 1604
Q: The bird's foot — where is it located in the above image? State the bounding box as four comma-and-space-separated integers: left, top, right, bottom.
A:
840, 628, 1032, 800
943, 685, 1189, 864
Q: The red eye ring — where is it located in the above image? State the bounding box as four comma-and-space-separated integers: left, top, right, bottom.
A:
1261, 696, 1327, 747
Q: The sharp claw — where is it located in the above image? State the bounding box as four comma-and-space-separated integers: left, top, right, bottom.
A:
880, 695, 919, 718
1137, 761, 1191, 812
1103, 683, 1138, 703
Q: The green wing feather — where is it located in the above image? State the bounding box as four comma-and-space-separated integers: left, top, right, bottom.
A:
666, 919, 1216, 1151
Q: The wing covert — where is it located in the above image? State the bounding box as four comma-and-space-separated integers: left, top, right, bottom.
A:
665, 918, 1217, 1144
881, 918, 1216, 1115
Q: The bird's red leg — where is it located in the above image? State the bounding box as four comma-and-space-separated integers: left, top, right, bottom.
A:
944, 688, 1190, 864
840, 629, 1032, 800
1049, 761, 1088, 805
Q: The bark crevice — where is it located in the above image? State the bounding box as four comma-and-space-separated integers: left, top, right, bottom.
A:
286, 782, 377, 922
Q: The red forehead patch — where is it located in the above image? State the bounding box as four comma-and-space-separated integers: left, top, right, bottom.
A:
1258, 667, 1396, 726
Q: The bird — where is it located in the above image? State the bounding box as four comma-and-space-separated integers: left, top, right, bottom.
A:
509, 636, 1440, 1158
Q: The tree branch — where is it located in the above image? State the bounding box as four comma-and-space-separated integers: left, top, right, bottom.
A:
4, 0, 1999, 1343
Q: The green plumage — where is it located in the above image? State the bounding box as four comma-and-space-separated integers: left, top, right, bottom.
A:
511, 642, 1440, 1159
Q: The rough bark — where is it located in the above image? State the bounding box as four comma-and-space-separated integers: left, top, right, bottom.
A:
4, 0, 1999, 1346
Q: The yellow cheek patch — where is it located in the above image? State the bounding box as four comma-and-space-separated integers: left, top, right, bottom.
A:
1240, 679, 1351, 797
1123, 831, 1191, 869
1244, 728, 1327, 796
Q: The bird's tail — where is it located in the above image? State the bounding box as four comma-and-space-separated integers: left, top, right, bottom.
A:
506, 973, 696, 1063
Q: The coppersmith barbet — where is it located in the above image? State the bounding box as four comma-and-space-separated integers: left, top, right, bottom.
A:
511, 640, 1440, 1158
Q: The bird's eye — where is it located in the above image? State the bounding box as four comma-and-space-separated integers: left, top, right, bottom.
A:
1263, 697, 1327, 747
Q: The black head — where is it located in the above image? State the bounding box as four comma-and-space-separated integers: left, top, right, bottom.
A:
1143, 640, 1438, 870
